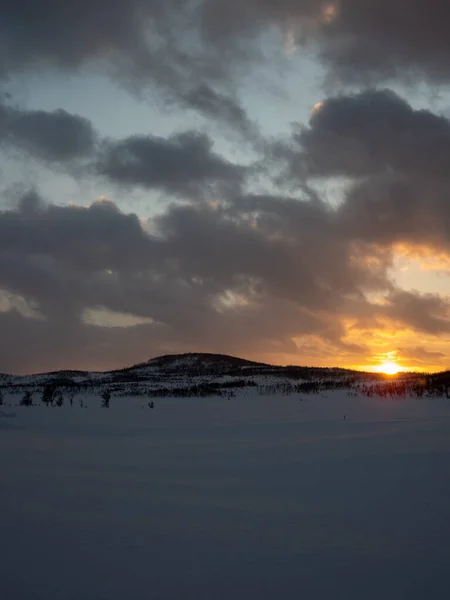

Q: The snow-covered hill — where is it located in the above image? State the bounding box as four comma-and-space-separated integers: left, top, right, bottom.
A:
0, 352, 446, 401
1, 352, 364, 391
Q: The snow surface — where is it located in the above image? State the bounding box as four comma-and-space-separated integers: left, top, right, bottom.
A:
2, 391, 450, 599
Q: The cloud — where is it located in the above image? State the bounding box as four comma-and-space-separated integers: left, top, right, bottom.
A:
0, 1, 260, 140
271, 90, 450, 260
0, 1, 171, 74
336, 173, 450, 254
382, 290, 450, 335
0, 101, 96, 162
271, 89, 450, 343
199, 1, 450, 84
312, 0, 450, 84
287, 89, 450, 180
396, 346, 447, 364
0, 99, 249, 200
0, 189, 380, 373
6, 1, 450, 146
3, 1, 450, 116
97, 131, 246, 198
181, 84, 260, 143
2, 185, 450, 373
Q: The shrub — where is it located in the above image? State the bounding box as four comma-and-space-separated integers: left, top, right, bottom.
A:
20, 391, 33, 406
101, 390, 111, 408
42, 384, 57, 407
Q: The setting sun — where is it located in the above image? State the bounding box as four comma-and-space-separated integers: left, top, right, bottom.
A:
377, 361, 401, 375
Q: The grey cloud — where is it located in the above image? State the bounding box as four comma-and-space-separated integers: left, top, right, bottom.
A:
0, 1, 173, 73
315, 0, 450, 84
0, 98, 250, 197
0, 192, 153, 272
200, 0, 450, 84
0, 1, 258, 139
3, 1, 450, 112
154, 195, 373, 311
273, 90, 450, 258
0, 102, 96, 162
2, 186, 450, 374
0, 298, 327, 375
0, 1, 253, 86
289, 90, 450, 180
337, 174, 450, 249
0, 190, 383, 372
98, 131, 246, 197
384, 290, 450, 335
182, 84, 260, 143
0, 309, 167, 374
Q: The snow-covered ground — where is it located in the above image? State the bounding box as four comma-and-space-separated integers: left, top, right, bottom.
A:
2, 391, 450, 599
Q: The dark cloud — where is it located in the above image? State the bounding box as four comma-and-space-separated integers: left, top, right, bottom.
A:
0, 98, 250, 199
0, 190, 380, 373
383, 290, 450, 335
98, 131, 246, 197
0, 1, 255, 86
6, 1, 449, 148
0, 101, 96, 162
314, 0, 450, 84
272, 90, 450, 258
3, 1, 450, 115
0, 1, 258, 139
200, 0, 450, 84
181, 85, 260, 142
337, 174, 450, 249
287, 90, 450, 180
2, 185, 450, 373
154, 195, 377, 311
0, 1, 171, 74
0, 192, 153, 272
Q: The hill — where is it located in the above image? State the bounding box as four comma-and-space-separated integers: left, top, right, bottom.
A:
0, 352, 438, 400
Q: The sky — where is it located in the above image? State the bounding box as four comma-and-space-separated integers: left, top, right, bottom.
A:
3, 1, 450, 374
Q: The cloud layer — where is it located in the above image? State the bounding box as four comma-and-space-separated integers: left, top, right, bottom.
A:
2, 2, 450, 373
1, 180, 449, 373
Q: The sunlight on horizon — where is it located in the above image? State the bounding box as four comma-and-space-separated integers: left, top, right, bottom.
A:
358, 351, 410, 375
374, 360, 403, 375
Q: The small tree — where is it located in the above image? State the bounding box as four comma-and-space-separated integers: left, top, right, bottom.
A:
42, 384, 57, 407
101, 390, 111, 408
20, 391, 33, 406
0, 390, 4, 406
55, 391, 64, 407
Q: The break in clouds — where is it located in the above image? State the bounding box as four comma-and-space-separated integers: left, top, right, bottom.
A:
2, 1, 450, 373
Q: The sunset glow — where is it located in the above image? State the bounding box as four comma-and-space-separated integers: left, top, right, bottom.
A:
357, 350, 412, 375
2, 1, 450, 377
376, 361, 402, 375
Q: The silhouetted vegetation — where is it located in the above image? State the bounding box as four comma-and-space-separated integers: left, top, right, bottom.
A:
101, 390, 111, 408
20, 391, 33, 406
42, 384, 58, 407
